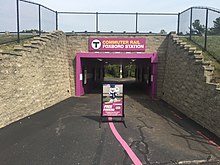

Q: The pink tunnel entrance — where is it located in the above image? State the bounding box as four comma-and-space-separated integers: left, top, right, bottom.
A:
76, 52, 158, 97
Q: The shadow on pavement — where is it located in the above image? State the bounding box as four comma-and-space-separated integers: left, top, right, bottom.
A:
83, 115, 100, 122
128, 93, 220, 160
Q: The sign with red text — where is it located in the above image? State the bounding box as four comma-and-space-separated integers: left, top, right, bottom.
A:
101, 84, 124, 117
89, 38, 146, 52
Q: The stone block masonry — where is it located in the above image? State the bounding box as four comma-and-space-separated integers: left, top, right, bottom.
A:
0, 31, 71, 128
162, 33, 220, 137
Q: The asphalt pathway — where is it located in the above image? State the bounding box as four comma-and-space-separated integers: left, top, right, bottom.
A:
0, 93, 220, 165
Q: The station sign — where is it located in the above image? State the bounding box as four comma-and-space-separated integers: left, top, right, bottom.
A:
101, 84, 124, 117
89, 38, 146, 52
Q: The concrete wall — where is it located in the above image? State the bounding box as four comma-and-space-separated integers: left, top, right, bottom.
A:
0, 31, 71, 128
162, 33, 220, 137
66, 33, 168, 97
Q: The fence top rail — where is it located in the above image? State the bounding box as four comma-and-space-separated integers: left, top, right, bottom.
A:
65, 31, 169, 35
19, 0, 56, 13
208, 8, 220, 14
192, 6, 220, 12
58, 11, 178, 15
179, 8, 191, 14
180, 6, 220, 14
39, 4, 56, 13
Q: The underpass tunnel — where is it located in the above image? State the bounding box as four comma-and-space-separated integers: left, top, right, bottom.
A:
134, 59, 152, 95
80, 57, 154, 96
81, 58, 104, 94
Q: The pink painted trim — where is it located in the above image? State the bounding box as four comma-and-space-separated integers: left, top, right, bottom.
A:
76, 52, 158, 98
151, 63, 157, 98
151, 53, 158, 63
77, 52, 155, 59
108, 118, 142, 165
76, 55, 84, 96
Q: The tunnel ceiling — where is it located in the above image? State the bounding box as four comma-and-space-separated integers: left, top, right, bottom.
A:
82, 58, 150, 65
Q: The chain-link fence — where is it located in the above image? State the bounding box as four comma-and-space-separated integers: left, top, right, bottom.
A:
2, 0, 220, 59
0, 0, 17, 44
0, 0, 179, 45
0, 0, 57, 44
178, 7, 220, 63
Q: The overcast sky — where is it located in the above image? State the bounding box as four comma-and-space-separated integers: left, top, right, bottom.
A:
31, 0, 220, 13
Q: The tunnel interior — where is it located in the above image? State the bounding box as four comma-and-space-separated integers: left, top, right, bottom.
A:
80, 57, 153, 96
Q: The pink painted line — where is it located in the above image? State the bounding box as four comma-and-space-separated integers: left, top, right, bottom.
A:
174, 114, 183, 120
171, 111, 183, 120
108, 118, 142, 165
209, 140, 218, 146
197, 131, 220, 149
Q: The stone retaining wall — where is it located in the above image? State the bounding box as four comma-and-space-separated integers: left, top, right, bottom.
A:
162, 33, 220, 137
0, 31, 71, 128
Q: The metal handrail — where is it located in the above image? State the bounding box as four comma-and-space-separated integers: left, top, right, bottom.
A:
19, 0, 56, 13
58, 11, 178, 15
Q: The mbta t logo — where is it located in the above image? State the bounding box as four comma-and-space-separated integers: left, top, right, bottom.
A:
91, 39, 102, 50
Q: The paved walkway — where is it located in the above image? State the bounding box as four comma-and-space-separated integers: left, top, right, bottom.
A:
0, 93, 220, 165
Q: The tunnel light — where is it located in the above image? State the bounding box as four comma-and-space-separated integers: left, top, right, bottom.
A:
131, 59, 136, 62
97, 58, 103, 62
105, 61, 108, 64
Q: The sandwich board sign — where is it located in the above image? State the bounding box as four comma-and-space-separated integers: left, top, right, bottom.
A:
100, 83, 126, 127
101, 83, 124, 117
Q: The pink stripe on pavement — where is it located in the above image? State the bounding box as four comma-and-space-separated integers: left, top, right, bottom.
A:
108, 118, 142, 165
197, 131, 220, 149
171, 111, 183, 120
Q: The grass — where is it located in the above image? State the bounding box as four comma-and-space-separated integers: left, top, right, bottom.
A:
0, 34, 34, 44
0, 34, 34, 51
191, 35, 220, 62
104, 73, 116, 78
0, 35, 18, 44
181, 36, 220, 83
207, 36, 220, 62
